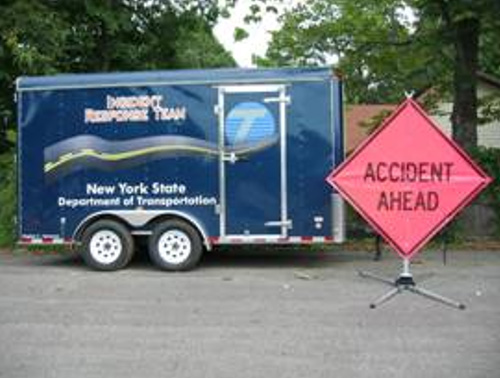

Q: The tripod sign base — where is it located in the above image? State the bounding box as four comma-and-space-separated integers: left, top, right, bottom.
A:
359, 259, 466, 310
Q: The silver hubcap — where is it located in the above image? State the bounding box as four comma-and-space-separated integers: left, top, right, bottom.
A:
89, 230, 123, 265
158, 230, 192, 265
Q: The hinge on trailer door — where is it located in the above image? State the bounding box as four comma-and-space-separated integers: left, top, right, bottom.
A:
263, 96, 291, 105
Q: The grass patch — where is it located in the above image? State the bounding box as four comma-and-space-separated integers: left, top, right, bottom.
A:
0, 149, 16, 247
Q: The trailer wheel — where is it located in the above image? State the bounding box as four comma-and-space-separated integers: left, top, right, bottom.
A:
80, 220, 134, 271
148, 220, 203, 271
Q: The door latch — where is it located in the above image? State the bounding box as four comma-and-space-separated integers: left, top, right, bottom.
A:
222, 152, 239, 164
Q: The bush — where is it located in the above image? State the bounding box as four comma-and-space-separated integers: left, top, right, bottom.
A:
421, 147, 499, 242
0, 152, 15, 247
470, 147, 500, 234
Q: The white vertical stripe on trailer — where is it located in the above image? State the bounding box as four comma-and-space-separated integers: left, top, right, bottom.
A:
279, 87, 289, 238
16, 84, 23, 237
330, 76, 346, 243
217, 87, 226, 237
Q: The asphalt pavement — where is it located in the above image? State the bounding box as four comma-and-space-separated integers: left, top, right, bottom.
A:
0, 247, 499, 378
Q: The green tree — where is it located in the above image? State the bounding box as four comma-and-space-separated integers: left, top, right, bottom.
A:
257, 0, 500, 151
417, 0, 500, 150
137, 6, 234, 70
259, 0, 444, 104
0, 0, 235, 246
0, 0, 235, 152
173, 17, 236, 69
55, 0, 142, 72
0, 0, 67, 152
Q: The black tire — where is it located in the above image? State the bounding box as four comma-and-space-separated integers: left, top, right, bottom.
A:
148, 219, 203, 271
80, 219, 134, 271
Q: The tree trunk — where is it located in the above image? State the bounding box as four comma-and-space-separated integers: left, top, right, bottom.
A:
450, 16, 482, 239
0, 116, 13, 154
97, 0, 113, 72
451, 17, 480, 152
0, 132, 8, 154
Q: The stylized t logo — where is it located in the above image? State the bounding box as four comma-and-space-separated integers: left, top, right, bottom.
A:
229, 107, 269, 144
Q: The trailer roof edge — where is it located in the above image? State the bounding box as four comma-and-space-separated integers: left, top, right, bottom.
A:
17, 67, 337, 92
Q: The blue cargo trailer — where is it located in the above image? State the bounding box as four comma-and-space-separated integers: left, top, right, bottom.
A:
16, 67, 345, 270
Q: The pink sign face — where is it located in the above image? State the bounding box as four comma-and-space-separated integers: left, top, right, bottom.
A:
327, 99, 491, 260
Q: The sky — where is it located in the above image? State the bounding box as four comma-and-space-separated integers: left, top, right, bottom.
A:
214, 1, 297, 67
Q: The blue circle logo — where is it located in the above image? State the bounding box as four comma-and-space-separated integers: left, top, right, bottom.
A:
225, 102, 276, 145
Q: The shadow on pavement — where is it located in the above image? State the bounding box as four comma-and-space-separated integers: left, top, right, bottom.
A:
201, 245, 375, 270
3, 245, 382, 272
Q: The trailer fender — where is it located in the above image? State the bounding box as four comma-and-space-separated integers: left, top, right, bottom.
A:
73, 210, 212, 251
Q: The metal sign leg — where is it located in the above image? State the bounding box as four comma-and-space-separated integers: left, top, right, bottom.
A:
370, 287, 400, 309
409, 286, 466, 310
359, 259, 466, 310
358, 270, 394, 286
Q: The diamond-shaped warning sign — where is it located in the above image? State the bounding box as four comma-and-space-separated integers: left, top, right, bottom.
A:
327, 99, 491, 260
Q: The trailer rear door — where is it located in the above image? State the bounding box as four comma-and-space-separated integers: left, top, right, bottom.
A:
218, 85, 289, 238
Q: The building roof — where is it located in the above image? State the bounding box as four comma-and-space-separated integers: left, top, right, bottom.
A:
344, 72, 500, 153
477, 72, 500, 89
345, 104, 396, 152
416, 71, 500, 103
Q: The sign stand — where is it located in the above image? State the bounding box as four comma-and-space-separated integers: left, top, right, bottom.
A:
359, 259, 466, 310
327, 98, 491, 310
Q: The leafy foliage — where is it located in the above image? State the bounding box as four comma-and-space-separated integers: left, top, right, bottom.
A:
0, 0, 235, 126
234, 27, 250, 42
257, 0, 500, 153
0, 0, 236, 244
0, 150, 15, 247
258, 0, 448, 103
478, 93, 500, 125
471, 147, 500, 234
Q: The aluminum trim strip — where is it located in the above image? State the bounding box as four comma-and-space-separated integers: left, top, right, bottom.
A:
211, 236, 333, 244
218, 84, 286, 93
18, 77, 326, 92
218, 88, 226, 237
17, 90, 23, 237
279, 87, 289, 237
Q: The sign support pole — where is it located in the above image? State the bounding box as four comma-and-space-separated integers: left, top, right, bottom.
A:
359, 259, 466, 310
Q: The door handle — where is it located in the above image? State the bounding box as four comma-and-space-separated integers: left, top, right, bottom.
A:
222, 152, 239, 164
223, 152, 250, 164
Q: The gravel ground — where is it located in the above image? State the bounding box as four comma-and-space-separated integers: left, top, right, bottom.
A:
0, 247, 499, 378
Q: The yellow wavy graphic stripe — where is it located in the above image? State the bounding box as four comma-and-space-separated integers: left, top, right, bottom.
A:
44, 142, 275, 174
